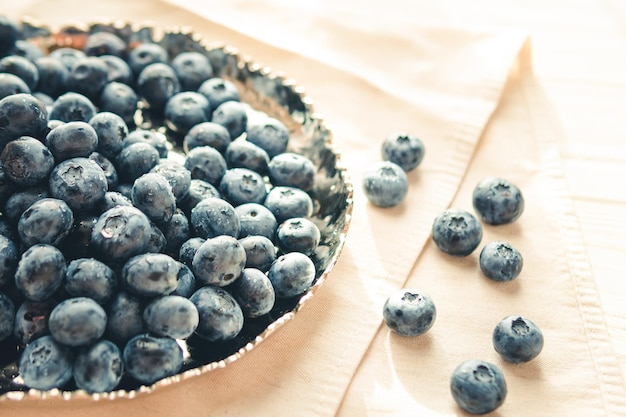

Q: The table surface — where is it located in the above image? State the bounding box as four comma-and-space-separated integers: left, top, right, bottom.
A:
1, 1, 625, 416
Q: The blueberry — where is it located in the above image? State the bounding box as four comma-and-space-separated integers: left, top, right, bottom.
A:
49, 47, 87, 71
239, 235, 276, 272
0, 72, 30, 99
11, 40, 45, 61
150, 160, 192, 202
145, 220, 167, 253
178, 237, 205, 267
0, 93, 49, 142
13, 299, 56, 346
0, 234, 18, 287
15, 244, 66, 301
96, 54, 133, 85
136, 62, 180, 110
0, 292, 15, 341
450, 359, 507, 415
180, 178, 221, 214
0, 55, 39, 90
115, 142, 160, 182
479, 241, 523, 282
18, 198, 74, 247
0, 164, 17, 204
493, 315, 544, 364
220, 168, 267, 206
73, 339, 123, 393
189, 286, 244, 342
125, 129, 169, 158
122, 253, 180, 297
171, 263, 196, 297
89, 111, 129, 159
382, 289, 436, 337
143, 295, 199, 339
268, 152, 316, 191
231, 268, 275, 318
171, 51, 213, 91
159, 208, 190, 255
276, 217, 320, 256
89, 151, 119, 189
123, 334, 183, 385
100, 191, 132, 211
192, 235, 246, 287
48, 157, 108, 212
99, 82, 138, 126
381, 132, 425, 172
432, 208, 483, 256
18, 335, 74, 391
0, 217, 16, 240
0, 16, 20, 57
224, 138, 270, 174
472, 177, 525, 225
59, 214, 98, 260
3, 185, 49, 223
1, 136, 55, 187
131, 172, 176, 224
127, 43, 169, 77
105, 291, 145, 345
49, 92, 97, 123
362, 161, 408, 208
197, 77, 240, 111
164, 91, 211, 134
236, 203, 278, 240
211, 100, 248, 139
91, 205, 152, 262
183, 145, 227, 186
34, 57, 69, 98
83, 31, 127, 58
67, 56, 109, 101
263, 186, 314, 224
64, 258, 117, 304
268, 252, 316, 298
45, 121, 99, 161
246, 117, 290, 158
190, 196, 240, 239
48, 297, 107, 346
183, 121, 231, 154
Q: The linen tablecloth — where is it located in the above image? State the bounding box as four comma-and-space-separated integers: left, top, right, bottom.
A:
0, 0, 624, 416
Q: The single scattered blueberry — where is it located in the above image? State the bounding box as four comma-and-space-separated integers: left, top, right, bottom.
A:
73, 339, 124, 393
224, 138, 270, 174
15, 244, 66, 301
17, 197, 74, 247
90, 205, 152, 263
183, 145, 227, 186
48, 297, 107, 346
362, 161, 408, 208
239, 235, 277, 272
381, 132, 425, 172
382, 289, 436, 337
219, 168, 267, 206
276, 217, 321, 256
236, 202, 278, 240
268, 252, 316, 298
190, 196, 240, 239
493, 315, 544, 364
89, 111, 129, 159
64, 258, 117, 304
183, 121, 231, 154
211, 100, 248, 139
472, 177, 525, 225
131, 172, 176, 224
245, 117, 290, 158
105, 291, 146, 345
143, 295, 199, 339
231, 268, 276, 318
123, 334, 183, 385
1, 136, 55, 187
18, 335, 74, 391
48, 157, 108, 212
432, 208, 483, 256
197, 77, 240, 111
192, 235, 246, 287
171, 51, 213, 91
479, 241, 523, 282
0, 292, 15, 341
263, 186, 314, 224
268, 152, 316, 191
122, 253, 180, 297
115, 142, 160, 182
45, 120, 99, 161
13, 299, 56, 346
190, 285, 244, 342
450, 359, 507, 415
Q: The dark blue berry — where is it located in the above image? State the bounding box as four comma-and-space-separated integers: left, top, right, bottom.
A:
89, 111, 129, 158
0, 17, 20, 57
48, 157, 108, 212
115, 142, 160, 182
472, 177, 525, 225
190, 197, 240, 239
178, 237, 205, 267
180, 178, 221, 214
171, 51, 213, 91
236, 202, 277, 240
84, 32, 127, 58
0, 72, 30, 99
136, 62, 180, 110
171, 263, 196, 297
45, 121, 99, 161
239, 235, 276, 272
18, 198, 74, 247
0, 55, 39, 90
246, 117, 289, 158
191, 235, 246, 287
182, 121, 231, 154
122, 253, 180, 297
450, 360, 507, 415
493, 315, 544, 363
276, 217, 320, 256
49, 92, 97, 123
15, 244, 66, 301
197, 77, 240, 111
3, 185, 49, 223
1, 136, 55, 186
91, 205, 152, 262
184, 145, 227, 186
160, 208, 190, 255
123, 334, 183, 385
231, 268, 275, 318
381, 132, 425, 172
127, 43, 169, 77
479, 241, 523, 282
99, 82, 138, 126
105, 291, 145, 345
73, 339, 123, 393
225, 139, 270, 174
382, 289, 436, 337
125, 128, 169, 158
190, 286, 244, 342
48, 297, 107, 346
150, 160, 191, 203
131, 172, 176, 224
264, 186, 314, 224
268, 152, 315, 191
89, 151, 119, 189
0, 93, 48, 142
13, 299, 56, 346
143, 295, 199, 339
362, 161, 408, 207
67, 56, 109, 101
49, 47, 86, 71
164, 91, 211, 134
64, 258, 117, 304
219, 167, 267, 206
268, 252, 316, 298
0, 234, 18, 287
211, 100, 248, 139
432, 209, 483, 256
34, 57, 69, 98
18, 335, 74, 391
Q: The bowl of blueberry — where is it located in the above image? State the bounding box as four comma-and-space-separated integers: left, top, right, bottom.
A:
0, 16, 353, 399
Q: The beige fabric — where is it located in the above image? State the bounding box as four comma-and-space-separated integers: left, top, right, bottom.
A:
0, 0, 624, 416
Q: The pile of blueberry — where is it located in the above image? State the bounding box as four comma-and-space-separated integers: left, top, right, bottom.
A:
0, 16, 333, 394
366, 130, 543, 413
